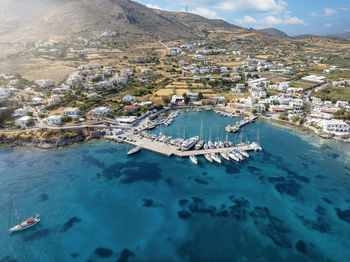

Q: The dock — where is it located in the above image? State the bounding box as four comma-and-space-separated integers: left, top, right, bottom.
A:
225, 116, 258, 133
105, 135, 258, 157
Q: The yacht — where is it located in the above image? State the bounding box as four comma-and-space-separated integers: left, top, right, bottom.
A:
195, 140, 204, 150
211, 153, 221, 164
9, 215, 40, 232
127, 146, 141, 156
233, 150, 244, 161
181, 136, 199, 151
189, 155, 198, 165
208, 141, 215, 149
239, 150, 249, 158
220, 152, 230, 161
204, 154, 213, 162
219, 141, 225, 148
203, 143, 209, 150
228, 152, 240, 162
214, 141, 219, 148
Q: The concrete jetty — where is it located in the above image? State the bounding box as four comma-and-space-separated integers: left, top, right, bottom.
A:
105, 135, 258, 157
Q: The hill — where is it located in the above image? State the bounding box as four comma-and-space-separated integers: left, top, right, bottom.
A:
0, 0, 243, 42
259, 28, 290, 38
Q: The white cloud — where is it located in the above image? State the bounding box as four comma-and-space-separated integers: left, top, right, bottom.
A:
191, 7, 223, 20
324, 8, 337, 16
235, 15, 306, 26
310, 7, 348, 17
181, 0, 286, 14
145, 4, 168, 11
235, 16, 258, 24
324, 23, 332, 28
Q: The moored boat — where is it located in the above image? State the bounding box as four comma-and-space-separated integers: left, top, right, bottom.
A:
211, 153, 221, 164
127, 146, 141, 156
228, 152, 240, 162
220, 152, 230, 161
189, 155, 198, 165
204, 154, 213, 162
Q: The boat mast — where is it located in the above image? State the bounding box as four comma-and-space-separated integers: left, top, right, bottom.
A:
8, 198, 13, 230
257, 128, 260, 145
209, 128, 212, 142
200, 120, 203, 141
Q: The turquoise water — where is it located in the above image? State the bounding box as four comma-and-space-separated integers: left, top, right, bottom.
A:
1, 111, 350, 262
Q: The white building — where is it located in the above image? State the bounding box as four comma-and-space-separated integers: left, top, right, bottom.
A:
0, 88, 12, 98
336, 101, 349, 108
171, 95, 184, 104
46, 115, 62, 125
93, 107, 111, 116
289, 99, 304, 110
123, 95, 136, 103
15, 116, 32, 128
62, 108, 80, 119
318, 120, 350, 134
32, 97, 43, 105
13, 108, 28, 117
36, 79, 53, 88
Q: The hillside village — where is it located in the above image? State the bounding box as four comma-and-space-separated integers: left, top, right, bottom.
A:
1, 24, 350, 143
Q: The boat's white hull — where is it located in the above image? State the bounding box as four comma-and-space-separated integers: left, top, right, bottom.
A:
220, 152, 230, 161
189, 155, 198, 165
9, 218, 40, 232
204, 154, 213, 162
211, 154, 221, 164
228, 153, 239, 162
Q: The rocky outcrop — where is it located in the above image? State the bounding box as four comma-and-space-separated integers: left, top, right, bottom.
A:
0, 128, 104, 149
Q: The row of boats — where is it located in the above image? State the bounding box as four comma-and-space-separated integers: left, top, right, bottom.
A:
215, 110, 239, 118
163, 110, 181, 127
189, 148, 252, 165
225, 117, 257, 133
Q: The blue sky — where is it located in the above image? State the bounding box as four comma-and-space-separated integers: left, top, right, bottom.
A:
134, 0, 350, 36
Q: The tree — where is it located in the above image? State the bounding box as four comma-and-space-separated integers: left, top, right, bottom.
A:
62, 115, 72, 122
162, 96, 171, 105
183, 93, 190, 105
251, 109, 257, 115
198, 92, 203, 100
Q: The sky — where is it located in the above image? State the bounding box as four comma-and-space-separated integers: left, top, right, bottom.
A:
134, 0, 350, 36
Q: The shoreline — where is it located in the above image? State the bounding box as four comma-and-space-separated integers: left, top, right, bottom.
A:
0, 110, 348, 151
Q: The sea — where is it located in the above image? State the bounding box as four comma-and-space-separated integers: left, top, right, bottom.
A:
0, 110, 350, 262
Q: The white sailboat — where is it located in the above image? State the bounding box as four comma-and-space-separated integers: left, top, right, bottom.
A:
127, 146, 141, 156
239, 150, 249, 158
204, 154, 213, 162
211, 153, 222, 164
189, 155, 198, 165
8, 199, 40, 233
228, 152, 240, 162
220, 152, 230, 161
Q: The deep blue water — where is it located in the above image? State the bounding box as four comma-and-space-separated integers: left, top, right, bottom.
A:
1, 111, 350, 262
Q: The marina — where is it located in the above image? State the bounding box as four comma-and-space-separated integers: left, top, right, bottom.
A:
104, 110, 262, 163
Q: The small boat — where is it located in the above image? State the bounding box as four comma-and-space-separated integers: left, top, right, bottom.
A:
208, 141, 215, 149
127, 146, 141, 156
214, 141, 219, 148
203, 143, 209, 149
9, 215, 40, 232
219, 141, 225, 148
233, 150, 244, 161
228, 152, 240, 162
8, 199, 40, 233
220, 152, 230, 161
204, 154, 213, 162
211, 153, 221, 164
239, 150, 249, 158
189, 155, 198, 165
195, 140, 204, 150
